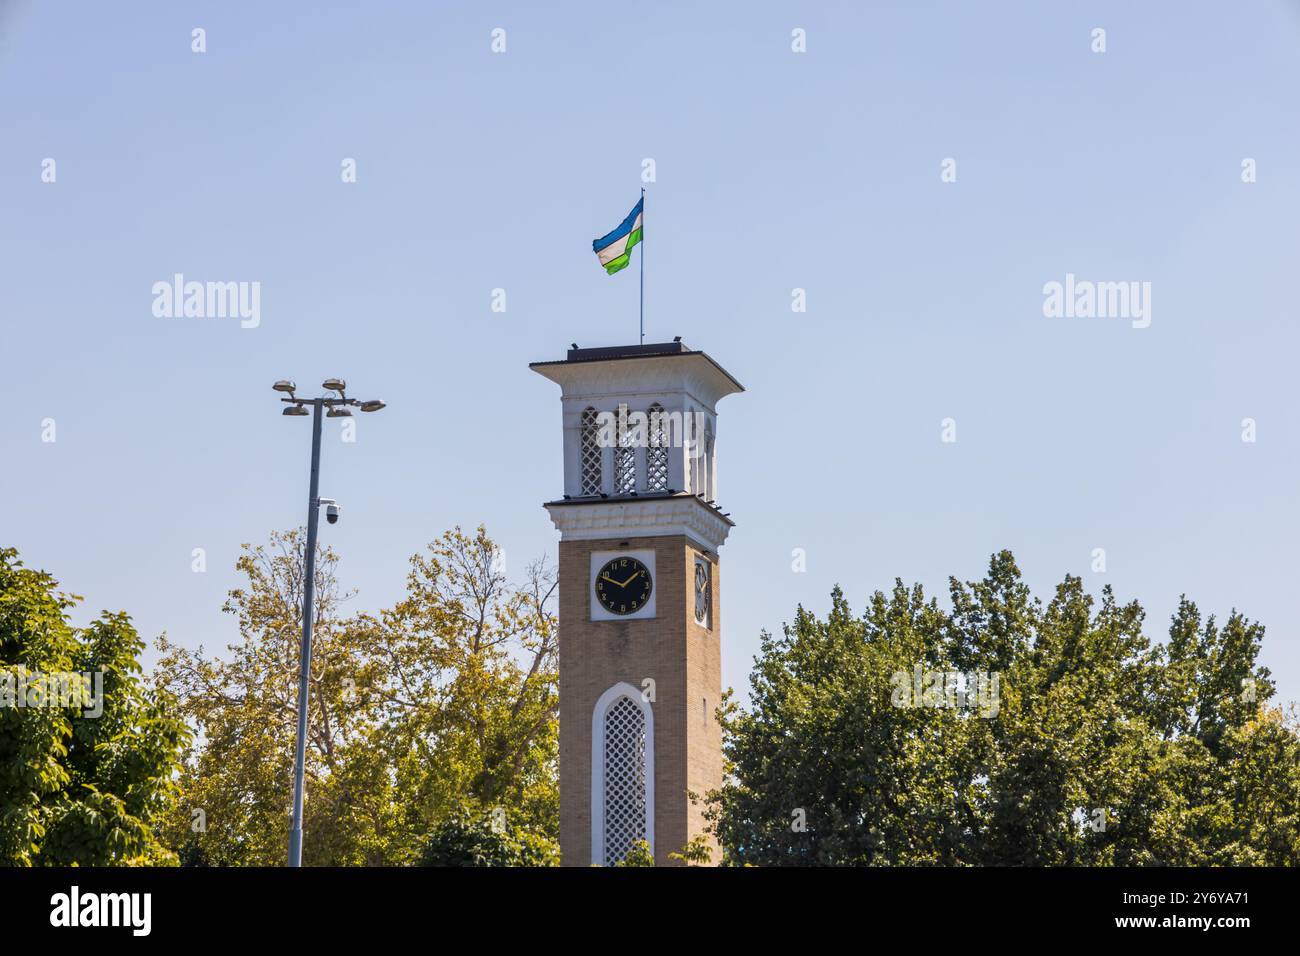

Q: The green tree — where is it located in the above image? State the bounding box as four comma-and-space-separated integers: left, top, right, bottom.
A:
418, 812, 557, 866
612, 838, 655, 867
370, 526, 559, 858
709, 551, 1300, 866
0, 548, 187, 866
156, 526, 558, 865
157, 530, 392, 865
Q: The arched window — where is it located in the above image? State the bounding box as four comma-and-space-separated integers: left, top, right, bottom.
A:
646, 403, 668, 493
580, 407, 601, 496
614, 404, 636, 495
591, 682, 654, 865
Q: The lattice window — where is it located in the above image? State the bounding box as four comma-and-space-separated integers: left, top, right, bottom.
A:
647, 403, 668, 492
614, 406, 636, 495
602, 695, 647, 865
580, 407, 601, 496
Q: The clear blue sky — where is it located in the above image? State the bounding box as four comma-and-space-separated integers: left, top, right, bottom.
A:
3, 1, 1299, 706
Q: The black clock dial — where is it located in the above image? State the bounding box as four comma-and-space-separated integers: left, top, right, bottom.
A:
595, 556, 653, 616
694, 561, 710, 624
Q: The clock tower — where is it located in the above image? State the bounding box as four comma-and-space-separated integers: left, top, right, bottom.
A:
531, 341, 743, 866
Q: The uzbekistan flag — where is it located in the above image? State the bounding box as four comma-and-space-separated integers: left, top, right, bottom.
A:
592, 197, 643, 275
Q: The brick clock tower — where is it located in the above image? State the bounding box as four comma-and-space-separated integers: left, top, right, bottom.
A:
531, 341, 743, 866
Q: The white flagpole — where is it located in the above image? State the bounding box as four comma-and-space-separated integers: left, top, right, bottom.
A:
639, 187, 645, 345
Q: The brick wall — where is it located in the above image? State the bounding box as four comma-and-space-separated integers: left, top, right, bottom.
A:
558, 533, 723, 866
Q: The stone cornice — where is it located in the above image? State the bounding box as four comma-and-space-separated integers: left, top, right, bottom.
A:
531, 353, 743, 411
543, 495, 734, 550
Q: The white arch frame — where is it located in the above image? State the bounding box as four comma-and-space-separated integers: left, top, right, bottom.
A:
591, 681, 655, 865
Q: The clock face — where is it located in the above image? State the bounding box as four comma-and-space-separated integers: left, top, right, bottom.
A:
594, 556, 653, 616
694, 560, 711, 625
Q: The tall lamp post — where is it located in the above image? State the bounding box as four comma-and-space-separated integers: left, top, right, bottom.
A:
273, 378, 386, 867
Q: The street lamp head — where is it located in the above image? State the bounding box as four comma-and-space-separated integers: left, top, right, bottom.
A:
326, 407, 352, 418
322, 378, 346, 393
282, 405, 309, 417
273, 380, 297, 394
359, 400, 386, 413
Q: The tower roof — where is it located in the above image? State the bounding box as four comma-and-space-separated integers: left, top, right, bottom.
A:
529, 340, 744, 399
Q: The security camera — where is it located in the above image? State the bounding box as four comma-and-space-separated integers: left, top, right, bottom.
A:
325, 503, 340, 525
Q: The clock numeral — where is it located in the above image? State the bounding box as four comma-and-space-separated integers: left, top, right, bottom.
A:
596, 556, 653, 616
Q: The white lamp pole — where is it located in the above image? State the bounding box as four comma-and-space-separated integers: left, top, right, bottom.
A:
273, 379, 385, 867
